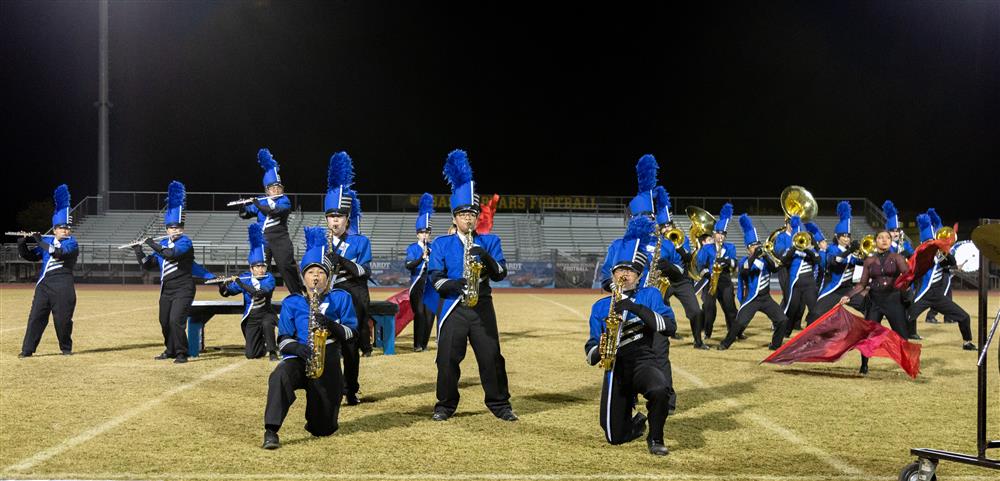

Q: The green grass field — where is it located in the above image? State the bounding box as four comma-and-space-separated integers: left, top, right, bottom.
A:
1, 285, 998, 481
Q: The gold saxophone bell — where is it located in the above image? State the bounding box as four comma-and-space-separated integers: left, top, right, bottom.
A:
780, 185, 818, 222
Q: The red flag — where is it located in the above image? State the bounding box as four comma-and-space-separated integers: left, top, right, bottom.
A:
895, 224, 957, 290
385, 289, 415, 336
476, 194, 500, 234
763, 305, 921, 378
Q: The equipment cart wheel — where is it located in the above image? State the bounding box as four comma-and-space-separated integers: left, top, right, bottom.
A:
899, 459, 937, 481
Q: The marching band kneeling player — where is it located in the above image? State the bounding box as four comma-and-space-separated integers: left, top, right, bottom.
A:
262, 227, 358, 449
585, 218, 676, 456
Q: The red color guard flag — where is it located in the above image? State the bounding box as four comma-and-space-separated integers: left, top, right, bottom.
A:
476, 194, 500, 234
762, 305, 921, 378
385, 289, 415, 336
895, 223, 957, 290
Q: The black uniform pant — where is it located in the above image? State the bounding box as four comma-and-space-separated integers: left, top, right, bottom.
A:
665, 279, 704, 345
722, 293, 788, 349
340, 283, 370, 395
860, 290, 910, 370
435, 297, 512, 416
410, 278, 433, 350
701, 279, 736, 339
264, 232, 303, 295
242, 309, 278, 359
908, 286, 972, 341
264, 349, 343, 436
159, 284, 194, 358
599, 347, 671, 444
650, 333, 677, 412
783, 276, 818, 335
815, 284, 865, 318
21, 279, 76, 355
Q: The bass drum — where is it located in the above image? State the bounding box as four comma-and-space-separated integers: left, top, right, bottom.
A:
952, 240, 979, 273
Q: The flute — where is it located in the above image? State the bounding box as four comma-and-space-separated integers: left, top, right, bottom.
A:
118, 235, 170, 249
226, 194, 282, 207
5, 231, 39, 237
204, 275, 253, 285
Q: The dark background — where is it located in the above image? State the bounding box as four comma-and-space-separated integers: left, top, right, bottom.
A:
2, 0, 998, 231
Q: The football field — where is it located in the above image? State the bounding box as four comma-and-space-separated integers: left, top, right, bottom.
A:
1, 285, 998, 481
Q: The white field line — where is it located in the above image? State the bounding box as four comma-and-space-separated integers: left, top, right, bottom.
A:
530, 295, 865, 477
10, 474, 998, 481
3, 360, 249, 473
0, 306, 156, 333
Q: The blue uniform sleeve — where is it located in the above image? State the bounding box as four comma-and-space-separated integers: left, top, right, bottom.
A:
774, 233, 791, 256
428, 237, 448, 285
270, 196, 291, 216
696, 245, 712, 271
638, 287, 676, 335
483, 235, 507, 281
191, 262, 216, 280
222, 280, 243, 296
241, 202, 260, 219
158, 236, 192, 261
323, 291, 359, 331
49, 237, 78, 259
599, 242, 614, 290
585, 299, 608, 364
277, 299, 298, 339
259, 274, 276, 294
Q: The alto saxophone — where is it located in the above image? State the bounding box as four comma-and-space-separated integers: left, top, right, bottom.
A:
646, 231, 671, 296
461, 231, 484, 307
708, 241, 723, 296
305, 286, 330, 379
598, 275, 625, 371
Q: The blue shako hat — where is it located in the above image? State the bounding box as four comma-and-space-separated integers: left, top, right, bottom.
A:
882, 200, 900, 230
325, 151, 356, 215
835, 201, 852, 235
713, 203, 733, 233
415, 193, 434, 232
927, 208, 943, 232
247, 223, 266, 266
258, 148, 281, 187
805, 222, 825, 243
164, 181, 186, 227
917, 213, 934, 243
444, 149, 479, 214
627, 154, 658, 218
612, 216, 655, 274
739, 213, 759, 247
348, 196, 362, 235
788, 215, 802, 234
51, 184, 71, 228
299, 226, 330, 274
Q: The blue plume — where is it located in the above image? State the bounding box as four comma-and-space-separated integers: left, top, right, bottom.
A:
257, 148, 277, 171
837, 201, 851, 220
443, 149, 473, 190
916, 213, 931, 231
927, 208, 942, 230
739, 213, 754, 233
805, 222, 822, 237
248, 223, 264, 250
304, 226, 327, 251
882, 200, 897, 218
53, 184, 70, 210
167, 181, 185, 209
719, 203, 733, 220
653, 186, 669, 213
327, 151, 354, 190
624, 215, 655, 242
635, 154, 658, 192
418, 192, 434, 215
789, 215, 801, 229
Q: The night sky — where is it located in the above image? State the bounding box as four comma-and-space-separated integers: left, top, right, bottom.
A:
2, 0, 998, 230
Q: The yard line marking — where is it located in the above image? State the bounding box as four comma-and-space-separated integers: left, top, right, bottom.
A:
18, 474, 1000, 481
530, 295, 865, 477
0, 306, 156, 333
3, 359, 249, 473
527, 294, 590, 319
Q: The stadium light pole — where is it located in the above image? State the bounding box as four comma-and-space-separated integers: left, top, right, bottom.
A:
97, 0, 110, 213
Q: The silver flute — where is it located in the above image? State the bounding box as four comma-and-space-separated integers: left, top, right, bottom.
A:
226, 194, 282, 207
118, 235, 170, 249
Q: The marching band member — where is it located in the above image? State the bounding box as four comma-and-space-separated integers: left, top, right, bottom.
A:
717, 214, 788, 350
777, 216, 820, 335
883, 200, 913, 257
405, 193, 436, 352
801, 221, 828, 326
584, 215, 676, 455
428, 149, 517, 422
324, 151, 372, 405
133, 182, 211, 363
17, 184, 78, 358
696, 203, 737, 339
218, 223, 279, 360
840, 230, 911, 375
923, 208, 952, 324
661, 210, 709, 350
238, 149, 302, 294
906, 213, 975, 350
262, 227, 358, 449
815, 202, 866, 316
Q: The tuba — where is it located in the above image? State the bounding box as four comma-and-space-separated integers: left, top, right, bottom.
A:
461, 230, 484, 307
305, 285, 330, 379
598, 274, 626, 371
685, 206, 716, 282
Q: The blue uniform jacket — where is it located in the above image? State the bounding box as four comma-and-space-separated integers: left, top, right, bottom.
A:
242, 196, 292, 234
329, 233, 372, 287
427, 232, 506, 330
736, 254, 777, 304
276, 290, 358, 360
405, 240, 432, 292
584, 286, 676, 360
695, 242, 737, 277
818, 245, 863, 299
20, 235, 79, 285
221, 272, 276, 320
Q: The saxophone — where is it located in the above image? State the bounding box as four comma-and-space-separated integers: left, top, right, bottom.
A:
646, 230, 671, 296
598, 275, 625, 371
461, 230, 484, 307
305, 286, 330, 379
708, 240, 723, 296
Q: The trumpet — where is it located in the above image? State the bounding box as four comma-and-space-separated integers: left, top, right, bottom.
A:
226, 194, 282, 207
118, 235, 170, 249
792, 231, 814, 251
6, 231, 39, 237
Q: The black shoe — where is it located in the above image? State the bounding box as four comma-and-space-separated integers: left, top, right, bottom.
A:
431, 411, 450, 421
859, 365, 869, 376
715, 344, 729, 351
497, 409, 519, 422
647, 439, 669, 456
768, 343, 781, 351
269, 352, 279, 362
414, 346, 424, 352
907, 334, 922, 341
670, 333, 684, 340
345, 393, 361, 406
154, 352, 172, 361
173, 355, 188, 364
629, 413, 647, 441
737, 334, 748, 340
668, 408, 676, 416
693, 343, 710, 350
61, 350, 73, 356
963, 342, 978, 351
925, 317, 940, 324
17, 352, 31, 358
943, 319, 957, 324
262, 429, 280, 449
